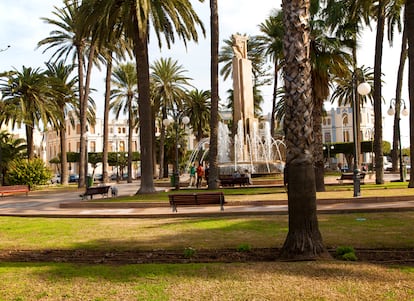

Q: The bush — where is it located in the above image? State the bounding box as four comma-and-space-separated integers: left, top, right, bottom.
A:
6, 158, 52, 188
183, 247, 196, 258
336, 246, 358, 261
236, 243, 252, 252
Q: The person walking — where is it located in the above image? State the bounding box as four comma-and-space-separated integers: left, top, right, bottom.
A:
196, 163, 204, 188
188, 163, 196, 187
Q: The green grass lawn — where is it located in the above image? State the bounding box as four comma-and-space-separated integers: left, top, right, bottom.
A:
2, 182, 414, 300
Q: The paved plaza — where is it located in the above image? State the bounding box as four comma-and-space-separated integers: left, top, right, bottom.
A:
0, 173, 413, 218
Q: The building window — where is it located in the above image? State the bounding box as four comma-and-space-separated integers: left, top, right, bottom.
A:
90, 141, 96, 152
343, 130, 350, 142
76, 124, 81, 135
324, 132, 332, 143
119, 141, 125, 152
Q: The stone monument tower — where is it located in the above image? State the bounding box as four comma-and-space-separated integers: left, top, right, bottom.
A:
232, 34, 257, 161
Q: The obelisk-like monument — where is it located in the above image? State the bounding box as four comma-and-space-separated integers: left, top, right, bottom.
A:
232, 34, 257, 161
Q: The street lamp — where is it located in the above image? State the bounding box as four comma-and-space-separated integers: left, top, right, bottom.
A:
323, 144, 334, 169
85, 126, 90, 187
163, 114, 190, 190
112, 135, 120, 183
352, 80, 371, 197
387, 98, 409, 182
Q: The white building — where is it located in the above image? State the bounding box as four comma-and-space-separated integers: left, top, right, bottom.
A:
45, 117, 140, 178
322, 104, 375, 169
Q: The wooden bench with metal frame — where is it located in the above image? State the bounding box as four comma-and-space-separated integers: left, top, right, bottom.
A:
168, 192, 225, 212
337, 172, 366, 184
0, 185, 30, 198
80, 185, 111, 200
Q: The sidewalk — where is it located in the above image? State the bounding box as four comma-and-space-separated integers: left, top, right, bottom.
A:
1, 181, 414, 218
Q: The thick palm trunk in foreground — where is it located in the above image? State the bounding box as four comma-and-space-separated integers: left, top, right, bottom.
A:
280, 0, 328, 260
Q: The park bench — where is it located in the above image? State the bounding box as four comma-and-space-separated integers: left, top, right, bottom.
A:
168, 192, 225, 212
80, 185, 111, 200
0, 185, 30, 197
219, 175, 250, 187
337, 172, 366, 184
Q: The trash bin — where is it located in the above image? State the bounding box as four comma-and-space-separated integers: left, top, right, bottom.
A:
86, 176, 93, 188
170, 175, 175, 187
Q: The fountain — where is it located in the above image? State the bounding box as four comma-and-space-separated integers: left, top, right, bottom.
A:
186, 34, 286, 177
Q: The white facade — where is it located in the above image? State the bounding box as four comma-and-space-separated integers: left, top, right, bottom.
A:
322, 104, 375, 169
45, 118, 140, 177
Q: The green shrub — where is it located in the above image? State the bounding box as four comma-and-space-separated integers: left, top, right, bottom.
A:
336, 246, 358, 261
183, 247, 196, 258
236, 243, 252, 252
6, 158, 52, 188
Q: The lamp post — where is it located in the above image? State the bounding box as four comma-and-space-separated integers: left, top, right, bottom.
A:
112, 135, 120, 183
387, 98, 409, 182
323, 144, 334, 169
352, 80, 371, 197
163, 114, 190, 190
85, 126, 90, 187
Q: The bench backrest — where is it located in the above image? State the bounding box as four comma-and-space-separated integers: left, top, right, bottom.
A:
169, 192, 224, 205
0, 185, 30, 192
86, 186, 110, 193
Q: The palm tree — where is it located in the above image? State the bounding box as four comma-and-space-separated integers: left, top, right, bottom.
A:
0, 131, 26, 185
280, 0, 328, 260
38, 0, 97, 188
309, 7, 353, 192
407, 0, 414, 188
0, 66, 60, 159
150, 57, 192, 179
208, 0, 220, 190
83, 0, 205, 194
257, 10, 285, 139
184, 89, 211, 142
44, 61, 78, 185
110, 62, 138, 184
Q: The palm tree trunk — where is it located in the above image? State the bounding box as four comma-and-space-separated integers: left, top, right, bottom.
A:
26, 125, 34, 160
159, 108, 167, 179
102, 53, 113, 184
77, 44, 86, 188
208, 0, 219, 190
313, 95, 325, 192
391, 26, 407, 173
127, 95, 133, 183
270, 61, 279, 139
406, 0, 414, 188
134, 20, 156, 194
280, 0, 328, 260
374, 1, 385, 185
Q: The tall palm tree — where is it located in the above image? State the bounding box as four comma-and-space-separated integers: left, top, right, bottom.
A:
44, 61, 78, 185
407, 0, 414, 188
309, 7, 353, 192
280, 0, 328, 260
83, 0, 205, 194
110, 62, 138, 184
257, 10, 285, 139
208, 0, 219, 190
150, 57, 192, 179
38, 0, 97, 188
184, 89, 211, 142
0, 66, 60, 159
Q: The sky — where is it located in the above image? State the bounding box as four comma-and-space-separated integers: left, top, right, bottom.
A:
0, 0, 410, 147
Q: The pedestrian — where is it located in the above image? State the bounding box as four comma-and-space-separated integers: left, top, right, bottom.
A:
188, 163, 196, 187
204, 163, 209, 186
196, 163, 204, 188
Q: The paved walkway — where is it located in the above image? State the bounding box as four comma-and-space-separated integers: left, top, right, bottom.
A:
0, 178, 414, 218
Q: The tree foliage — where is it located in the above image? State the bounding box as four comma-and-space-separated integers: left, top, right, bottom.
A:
6, 158, 52, 188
